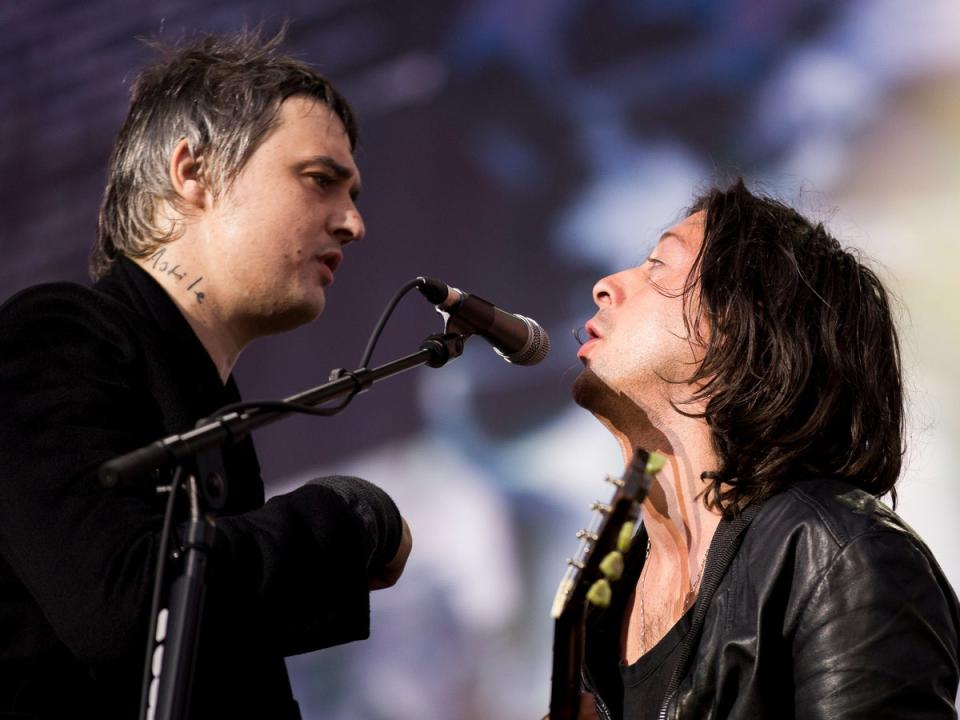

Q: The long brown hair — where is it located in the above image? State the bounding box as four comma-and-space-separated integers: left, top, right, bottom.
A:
681, 180, 904, 515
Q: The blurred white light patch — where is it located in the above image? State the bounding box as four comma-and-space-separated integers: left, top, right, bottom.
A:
754, 48, 879, 189
896, 373, 960, 596
273, 434, 521, 633
499, 404, 621, 508
838, 0, 960, 79
763, 49, 879, 137
555, 143, 705, 273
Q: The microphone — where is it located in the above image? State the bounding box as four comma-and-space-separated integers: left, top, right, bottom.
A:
416, 277, 550, 366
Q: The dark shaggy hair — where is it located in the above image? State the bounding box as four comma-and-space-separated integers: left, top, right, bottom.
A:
92, 27, 358, 280
680, 179, 904, 515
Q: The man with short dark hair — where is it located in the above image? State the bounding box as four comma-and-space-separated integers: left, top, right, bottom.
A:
0, 31, 411, 719
573, 180, 959, 718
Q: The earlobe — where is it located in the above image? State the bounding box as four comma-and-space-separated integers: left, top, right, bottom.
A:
169, 138, 207, 210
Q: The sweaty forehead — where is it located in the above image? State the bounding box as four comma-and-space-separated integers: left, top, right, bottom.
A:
274, 96, 361, 179
659, 210, 705, 252
276, 96, 353, 151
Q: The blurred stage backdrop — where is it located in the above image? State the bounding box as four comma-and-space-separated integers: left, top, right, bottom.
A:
3, 1, 960, 717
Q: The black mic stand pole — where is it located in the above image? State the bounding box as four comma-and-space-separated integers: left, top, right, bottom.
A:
99, 333, 467, 720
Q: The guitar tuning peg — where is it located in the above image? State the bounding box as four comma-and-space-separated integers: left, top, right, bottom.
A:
576, 529, 599, 542
590, 501, 613, 514
586, 578, 612, 607
645, 451, 667, 474
604, 474, 625, 488
618, 521, 637, 552
599, 551, 625, 581
566, 557, 585, 570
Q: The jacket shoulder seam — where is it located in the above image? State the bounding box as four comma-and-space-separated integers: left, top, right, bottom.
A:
793, 526, 917, 632
782, 485, 846, 546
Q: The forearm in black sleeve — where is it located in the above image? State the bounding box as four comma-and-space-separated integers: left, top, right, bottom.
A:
0, 289, 401, 663
307, 475, 403, 571
206, 477, 403, 656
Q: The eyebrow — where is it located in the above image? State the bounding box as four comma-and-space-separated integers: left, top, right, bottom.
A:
646, 231, 682, 261
658, 231, 683, 246
302, 155, 363, 198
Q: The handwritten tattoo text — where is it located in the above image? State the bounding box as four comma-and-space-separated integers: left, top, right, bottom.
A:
146, 248, 205, 304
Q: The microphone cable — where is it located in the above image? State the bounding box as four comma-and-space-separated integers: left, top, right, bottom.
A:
202, 277, 426, 424
138, 466, 182, 720
136, 276, 428, 719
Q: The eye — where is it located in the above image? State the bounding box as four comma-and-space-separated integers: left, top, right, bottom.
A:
310, 173, 334, 189
646, 257, 664, 268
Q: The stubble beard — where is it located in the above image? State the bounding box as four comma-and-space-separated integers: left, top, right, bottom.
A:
572, 367, 612, 413
243, 283, 326, 340
572, 365, 670, 444
572, 366, 644, 429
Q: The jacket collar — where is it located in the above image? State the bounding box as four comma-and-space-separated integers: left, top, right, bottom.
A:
94, 256, 228, 398
92, 256, 261, 509
584, 499, 766, 720
659, 500, 765, 718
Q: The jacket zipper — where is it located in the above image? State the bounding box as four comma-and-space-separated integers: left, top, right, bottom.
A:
656, 502, 763, 720
581, 663, 614, 720
594, 693, 614, 720
657, 692, 672, 720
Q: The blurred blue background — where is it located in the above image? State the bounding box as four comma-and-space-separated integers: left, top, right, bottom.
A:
3, 1, 959, 717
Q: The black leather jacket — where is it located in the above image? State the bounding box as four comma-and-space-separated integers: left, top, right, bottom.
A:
584, 478, 960, 719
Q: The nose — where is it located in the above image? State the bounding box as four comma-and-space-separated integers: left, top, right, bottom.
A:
331, 202, 365, 246
592, 272, 622, 308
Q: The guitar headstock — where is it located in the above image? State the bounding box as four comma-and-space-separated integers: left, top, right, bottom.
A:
546, 448, 666, 720
550, 448, 665, 620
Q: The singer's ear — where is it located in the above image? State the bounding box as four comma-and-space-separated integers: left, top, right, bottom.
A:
168, 138, 209, 211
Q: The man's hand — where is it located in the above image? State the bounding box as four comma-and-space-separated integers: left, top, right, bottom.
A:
369, 517, 412, 590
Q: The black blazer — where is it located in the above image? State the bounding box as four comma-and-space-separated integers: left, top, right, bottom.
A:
0, 259, 401, 718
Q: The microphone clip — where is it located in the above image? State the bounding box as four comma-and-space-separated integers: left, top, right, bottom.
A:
419, 333, 467, 368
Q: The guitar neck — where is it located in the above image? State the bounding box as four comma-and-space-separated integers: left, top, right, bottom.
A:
546, 448, 661, 720
548, 503, 637, 720
549, 611, 584, 720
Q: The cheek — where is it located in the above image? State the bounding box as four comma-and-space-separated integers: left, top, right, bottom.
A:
212, 199, 264, 248
224, 203, 308, 263
612, 300, 690, 367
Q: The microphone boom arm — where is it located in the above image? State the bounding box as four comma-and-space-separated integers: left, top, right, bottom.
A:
99, 332, 466, 488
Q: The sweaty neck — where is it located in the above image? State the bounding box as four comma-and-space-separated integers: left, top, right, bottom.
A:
591, 386, 723, 602
135, 248, 245, 384
628, 427, 718, 573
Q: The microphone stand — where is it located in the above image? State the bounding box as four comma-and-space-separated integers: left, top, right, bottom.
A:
100, 333, 467, 720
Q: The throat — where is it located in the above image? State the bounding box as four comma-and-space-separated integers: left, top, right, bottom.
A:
620, 528, 711, 663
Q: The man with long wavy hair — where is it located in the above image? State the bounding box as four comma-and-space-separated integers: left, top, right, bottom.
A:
0, 30, 411, 719
573, 180, 959, 718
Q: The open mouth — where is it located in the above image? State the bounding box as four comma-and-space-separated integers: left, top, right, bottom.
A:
577, 320, 602, 360
315, 250, 343, 274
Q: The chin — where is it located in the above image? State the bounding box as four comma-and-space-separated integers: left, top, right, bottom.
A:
257, 297, 326, 337
572, 367, 612, 412
573, 367, 651, 433
292, 286, 328, 320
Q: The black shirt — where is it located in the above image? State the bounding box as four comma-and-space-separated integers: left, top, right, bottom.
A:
619, 604, 693, 720
584, 524, 694, 720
